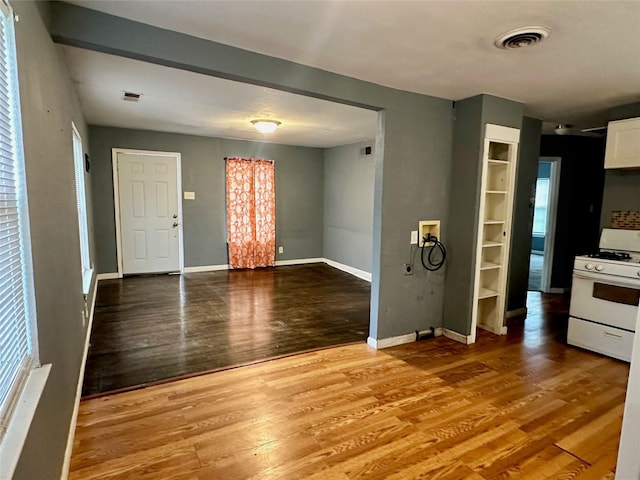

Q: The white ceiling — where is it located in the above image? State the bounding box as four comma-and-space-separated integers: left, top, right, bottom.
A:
60, 46, 378, 148
65, 0, 640, 140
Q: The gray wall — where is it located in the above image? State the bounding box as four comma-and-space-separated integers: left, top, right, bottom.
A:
323, 142, 375, 272
600, 101, 640, 229
89, 126, 324, 273
49, 2, 454, 343
13, 2, 96, 478
540, 136, 605, 288
507, 117, 542, 312
442, 95, 484, 335
443, 95, 523, 335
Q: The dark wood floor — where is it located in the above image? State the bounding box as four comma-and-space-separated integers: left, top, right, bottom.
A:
70, 292, 629, 479
83, 264, 371, 396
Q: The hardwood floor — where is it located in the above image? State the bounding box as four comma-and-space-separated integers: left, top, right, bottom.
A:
70, 292, 630, 479
83, 264, 371, 396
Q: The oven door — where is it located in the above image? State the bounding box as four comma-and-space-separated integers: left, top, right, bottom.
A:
570, 271, 640, 331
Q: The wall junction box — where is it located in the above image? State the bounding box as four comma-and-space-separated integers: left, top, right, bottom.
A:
418, 220, 441, 246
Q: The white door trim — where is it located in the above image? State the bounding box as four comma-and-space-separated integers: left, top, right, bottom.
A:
539, 157, 561, 293
112, 148, 184, 278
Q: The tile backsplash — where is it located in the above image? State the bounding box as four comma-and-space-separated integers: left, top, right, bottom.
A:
611, 211, 640, 230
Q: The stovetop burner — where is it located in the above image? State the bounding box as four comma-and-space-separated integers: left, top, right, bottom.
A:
588, 251, 632, 261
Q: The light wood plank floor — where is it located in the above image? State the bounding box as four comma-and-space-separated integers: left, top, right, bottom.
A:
70, 293, 629, 479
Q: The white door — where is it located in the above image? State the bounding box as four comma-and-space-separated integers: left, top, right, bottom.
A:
116, 151, 181, 274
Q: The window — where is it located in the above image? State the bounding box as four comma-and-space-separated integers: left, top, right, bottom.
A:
532, 177, 549, 236
0, 1, 39, 439
71, 124, 91, 293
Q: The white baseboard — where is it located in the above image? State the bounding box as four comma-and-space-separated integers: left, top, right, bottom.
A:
183, 264, 229, 273
477, 324, 508, 335
96, 272, 119, 281
443, 328, 473, 344
324, 258, 372, 282
367, 333, 415, 349
506, 307, 528, 318
60, 279, 98, 480
114, 259, 369, 283
367, 327, 443, 350
183, 259, 326, 272
275, 258, 324, 266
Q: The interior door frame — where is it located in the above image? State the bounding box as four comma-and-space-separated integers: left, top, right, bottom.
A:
539, 156, 561, 293
112, 148, 184, 278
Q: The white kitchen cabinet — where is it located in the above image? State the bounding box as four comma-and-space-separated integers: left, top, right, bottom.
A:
604, 117, 640, 169
471, 124, 519, 338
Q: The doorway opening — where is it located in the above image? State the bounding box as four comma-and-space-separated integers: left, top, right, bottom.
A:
528, 157, 561, 292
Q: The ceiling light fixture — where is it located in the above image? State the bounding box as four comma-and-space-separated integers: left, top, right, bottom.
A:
251, 119, 281, 134
494, 26, 551, 50
554, 124, 572, 135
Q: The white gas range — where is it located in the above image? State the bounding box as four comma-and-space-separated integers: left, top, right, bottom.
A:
568, 228, 640, 362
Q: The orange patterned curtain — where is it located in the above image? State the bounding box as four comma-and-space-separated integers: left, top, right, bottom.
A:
225, 157, 275, 269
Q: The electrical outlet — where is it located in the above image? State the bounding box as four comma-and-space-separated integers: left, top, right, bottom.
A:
404, 264, 413, 275
410, 230, 418, 245
278, 246, 284, 254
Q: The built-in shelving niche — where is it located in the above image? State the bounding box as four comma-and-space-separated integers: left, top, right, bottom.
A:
471, 125, 520, 340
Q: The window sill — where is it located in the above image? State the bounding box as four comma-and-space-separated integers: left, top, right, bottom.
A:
0, 364, 51, 479
82, 268, 94, 295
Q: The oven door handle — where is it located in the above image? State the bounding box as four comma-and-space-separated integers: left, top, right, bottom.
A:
573, 271, 639, 289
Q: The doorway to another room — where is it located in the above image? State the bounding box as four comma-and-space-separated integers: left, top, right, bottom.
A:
528, 157, 561, 292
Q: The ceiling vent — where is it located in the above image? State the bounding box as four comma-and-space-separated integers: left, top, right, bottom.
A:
494, 26, 551, 50
123, 91, 141, 102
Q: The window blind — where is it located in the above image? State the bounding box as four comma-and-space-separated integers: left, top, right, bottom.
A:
0, 2, 37, 438
72, 124, 90, 292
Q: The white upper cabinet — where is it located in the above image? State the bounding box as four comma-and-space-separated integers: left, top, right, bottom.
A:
604, 117, 640, 169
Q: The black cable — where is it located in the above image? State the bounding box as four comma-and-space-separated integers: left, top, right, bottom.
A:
420, 234, 447, 271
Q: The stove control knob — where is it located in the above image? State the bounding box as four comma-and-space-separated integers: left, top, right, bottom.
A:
585, 263, 594, 270
595, 265, 604, 271
637, 271, 640, 277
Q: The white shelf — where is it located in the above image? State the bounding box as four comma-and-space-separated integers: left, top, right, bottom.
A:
473, 128, 520, 339
478, 288, 500, 299
482, 241, 502, 248
481, 262, 501, 270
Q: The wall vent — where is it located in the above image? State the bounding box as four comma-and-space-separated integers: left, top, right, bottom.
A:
123, 92, 141, 102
